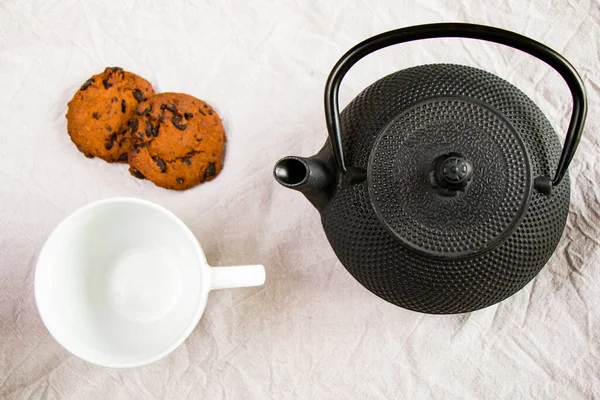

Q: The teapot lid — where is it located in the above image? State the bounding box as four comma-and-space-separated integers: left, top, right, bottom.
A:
368, 97, 532, 260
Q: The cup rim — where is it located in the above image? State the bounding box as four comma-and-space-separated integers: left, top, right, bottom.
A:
34, 197, 210, 368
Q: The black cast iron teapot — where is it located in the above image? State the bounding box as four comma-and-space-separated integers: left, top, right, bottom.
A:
274, 23, 587, 314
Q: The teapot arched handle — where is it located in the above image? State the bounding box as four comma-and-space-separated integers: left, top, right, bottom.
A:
324, 22, 587, 193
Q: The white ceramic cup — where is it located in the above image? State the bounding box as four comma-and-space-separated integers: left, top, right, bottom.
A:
34, 197, 265, 368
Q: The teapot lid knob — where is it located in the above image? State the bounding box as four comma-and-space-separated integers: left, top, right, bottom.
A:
432, 152, 473, 192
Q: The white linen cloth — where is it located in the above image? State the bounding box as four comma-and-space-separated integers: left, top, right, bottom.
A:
1, 0, 599, 398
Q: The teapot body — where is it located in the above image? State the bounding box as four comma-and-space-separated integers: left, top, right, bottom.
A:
314, 64, 569, 314
274, 24, 586, 314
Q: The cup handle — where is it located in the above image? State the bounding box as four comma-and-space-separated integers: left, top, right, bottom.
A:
209, 265, 266, 291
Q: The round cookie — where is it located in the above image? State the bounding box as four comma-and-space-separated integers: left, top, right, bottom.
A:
66, 67, 155, 162
127, 93, 226, 190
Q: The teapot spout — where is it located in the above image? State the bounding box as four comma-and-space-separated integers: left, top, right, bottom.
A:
274, 156, 334, 210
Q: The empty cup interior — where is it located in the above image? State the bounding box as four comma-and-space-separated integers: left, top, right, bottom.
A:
35, 199, 207, 367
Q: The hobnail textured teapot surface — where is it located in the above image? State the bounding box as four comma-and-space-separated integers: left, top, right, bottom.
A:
318, 63, 569, 313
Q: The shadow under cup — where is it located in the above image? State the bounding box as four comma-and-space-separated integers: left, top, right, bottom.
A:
35, 199, 209, 368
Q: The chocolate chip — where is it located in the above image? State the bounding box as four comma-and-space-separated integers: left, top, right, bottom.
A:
84, 152, 95, 159
166, 103, 177, 112
92, 112, 100, 119
160, 104, 167, 110
105, 133, 116, 150
203, 163, 216, 180
195, 137, 202, 142
133, 89, 145, 103
182, 157, 191, 165
211, 152, 216, 157
171, 115, 187, 130
140, 142, 150, 148
108, 67, 124, 78
118, 153, 129, 162
130, 168, 146, 179
153, 157, 167, 173
112, 97, 118, 102
152, 124, 160, 137
137, 105, 152, 115
203, 104, 208, 108
102, 79, 113, 89
121, 99, 127, 113
176, 177, 185, 184
198, 108, 206, 116
80, 78, 94, 91
145, 122, 154, 137
136, 132, 144, 140
159, 115, 166, 122
106, 126, 112, 132
208, 109, 213, 115
128, 119, 139, 132
184, 112, 193, 120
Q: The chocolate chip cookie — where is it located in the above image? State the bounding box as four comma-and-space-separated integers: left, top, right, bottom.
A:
66, 67, 155, 162
127, 93, 226, 190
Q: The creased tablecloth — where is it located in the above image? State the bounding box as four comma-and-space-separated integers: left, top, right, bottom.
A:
1, 0, 599, 398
